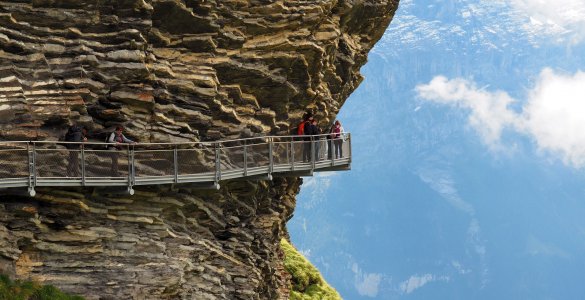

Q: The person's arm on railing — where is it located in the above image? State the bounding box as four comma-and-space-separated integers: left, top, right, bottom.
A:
121, 134, 134, 144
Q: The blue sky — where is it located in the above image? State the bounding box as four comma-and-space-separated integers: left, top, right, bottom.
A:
289, 0, 585, 299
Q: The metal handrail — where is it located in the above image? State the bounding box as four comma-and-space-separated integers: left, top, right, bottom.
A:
0, 133, 351, 196
0, 132, 342, 147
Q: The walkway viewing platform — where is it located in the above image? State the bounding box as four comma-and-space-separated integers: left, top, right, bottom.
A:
0, 133, 351, 197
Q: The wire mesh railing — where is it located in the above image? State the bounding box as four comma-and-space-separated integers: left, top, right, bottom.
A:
0, 133, 351, 196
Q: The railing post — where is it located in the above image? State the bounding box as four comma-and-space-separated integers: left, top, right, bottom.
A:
27, 143, 31, 186
347, 133, 352, 164
127, 145, 134, 195
268, 138, 273, 175
27, 142, 36, 197
286, 140, 290, 164
290, 138, 295, 171
173, 145, 179, 183
81, 144, 86, 186
243, 142, 248, 177
311, 136, 315, 170
215, 142, 221, 183
330, 137, 334, 167
131, 146, 136, 186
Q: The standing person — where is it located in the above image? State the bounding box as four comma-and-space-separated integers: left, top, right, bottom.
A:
65, 125, 87, 177
310, 119, 321, 161
301, 113, 314, 162
107, 125, 134, 177
331, 120, 344, 159
296, 112, 309, 136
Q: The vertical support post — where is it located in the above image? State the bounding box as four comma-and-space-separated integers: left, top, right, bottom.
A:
127, 145, 131, 183
286, 140, 290, 164
32, 142, 37, 189
215, 142, 221, 183
243, 142, 248, 177
27, 143, 36, 197
81, 144, 86, 186
311, 136, 315, 170
174, 145, 179, 183
330, 137, 334, 167
131, 146, 136, 187
27, 143, 32, 187
268, 138, 273, 175
290, 138, 295, 171
347, 133, 352, 164
127, 145, 134, 195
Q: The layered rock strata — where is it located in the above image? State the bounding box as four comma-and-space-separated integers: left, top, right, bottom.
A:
0, 0, 399, 298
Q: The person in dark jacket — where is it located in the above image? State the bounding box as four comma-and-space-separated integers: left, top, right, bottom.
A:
302, 115, 318, 162
65, 125, 87, 177
309, 119, 322, 161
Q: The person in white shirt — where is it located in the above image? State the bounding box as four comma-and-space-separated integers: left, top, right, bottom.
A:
107, 125, 134, 177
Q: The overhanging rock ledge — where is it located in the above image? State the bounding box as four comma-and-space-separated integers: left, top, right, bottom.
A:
0, 0, 400, 298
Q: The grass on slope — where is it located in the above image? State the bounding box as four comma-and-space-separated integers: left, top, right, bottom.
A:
0, 274, 84, 300
281, 239, 342, 300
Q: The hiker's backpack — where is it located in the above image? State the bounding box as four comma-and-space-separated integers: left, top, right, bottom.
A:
64, 126, 81, 149
105, 132, 116, 149
64, 130, 73, 143
297, 121, 307, 135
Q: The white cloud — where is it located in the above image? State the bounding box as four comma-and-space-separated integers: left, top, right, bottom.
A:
416, 69, 585, 168
399, 274, 449, 294
356, 273, 382, 297
451, 261, 472, 275
509, 0, 585, 44
351, 263, 383, 297
416, 167, 475, 215
300, 172, 338, 209
526, 235, 570, 259
521, 69, 585, 166
415, 164, 489, 285
416, 75, 518, 147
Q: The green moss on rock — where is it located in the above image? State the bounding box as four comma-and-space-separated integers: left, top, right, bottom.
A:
281, 239, 342, 300
0, 274, 84, 300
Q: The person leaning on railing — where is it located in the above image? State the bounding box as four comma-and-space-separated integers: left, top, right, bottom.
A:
107, 125, 135, 177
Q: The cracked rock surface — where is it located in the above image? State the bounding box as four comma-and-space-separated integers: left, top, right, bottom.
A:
0, 0, 399, 298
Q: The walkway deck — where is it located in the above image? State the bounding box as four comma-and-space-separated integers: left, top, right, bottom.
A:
0, 133, 351, 196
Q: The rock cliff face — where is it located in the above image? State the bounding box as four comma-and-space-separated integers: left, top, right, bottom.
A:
0, 0, 399, 299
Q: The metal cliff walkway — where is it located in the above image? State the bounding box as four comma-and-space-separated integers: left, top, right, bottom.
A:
0, 133, 351, 196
